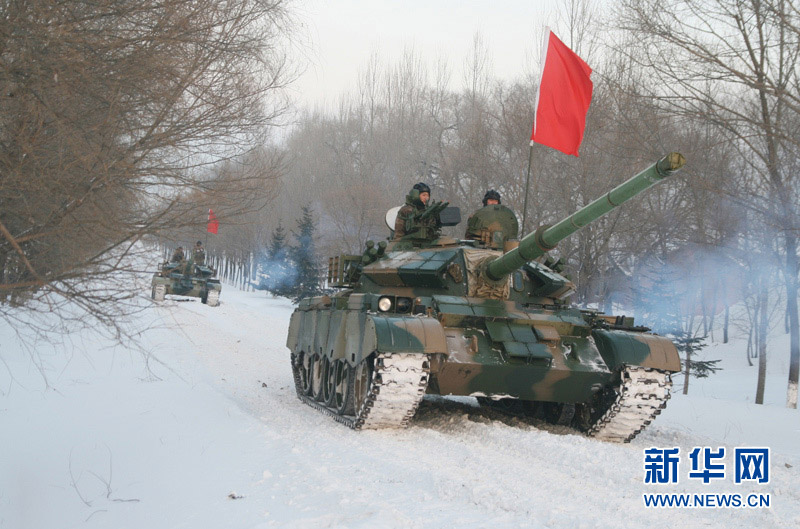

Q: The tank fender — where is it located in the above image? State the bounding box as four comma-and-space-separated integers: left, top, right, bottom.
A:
313, 310, 332, 357
363, 315, 447, 358
343, 311, 367, 363
288, 309, 322, 354
290, 310, 448, 365
286, 310, 302, 352
151, 276, 170, 287
592, 329, 681, 372
325, 310, 348, 360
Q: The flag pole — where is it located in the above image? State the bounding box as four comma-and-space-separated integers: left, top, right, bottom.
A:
521, 140, 534, 235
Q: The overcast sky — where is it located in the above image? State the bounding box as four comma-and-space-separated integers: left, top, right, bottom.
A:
288, 0, 562, 110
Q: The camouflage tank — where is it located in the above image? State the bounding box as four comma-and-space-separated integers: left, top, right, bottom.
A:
287, 153, 685, 442
151, 258, 222, 306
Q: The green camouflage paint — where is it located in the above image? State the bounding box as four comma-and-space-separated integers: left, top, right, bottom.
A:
288, 153, 686, 439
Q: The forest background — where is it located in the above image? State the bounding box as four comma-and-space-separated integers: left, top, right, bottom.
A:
2, 0, 799, 408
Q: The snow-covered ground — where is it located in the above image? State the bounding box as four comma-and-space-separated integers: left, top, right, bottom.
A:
2, 277, 799, 528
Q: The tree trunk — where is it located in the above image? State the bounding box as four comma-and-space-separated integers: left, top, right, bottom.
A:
755, 283, 768, 405
683, 347, 691, 395
784, 233, 799, 409
0, 250, 7, 303
723, 304, 729, 344
786, 300, 790, 334
701, 302, 708, 338
707, 281, 717, 341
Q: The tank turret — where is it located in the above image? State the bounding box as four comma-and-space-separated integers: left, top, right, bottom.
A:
151, 256, 222, 306
287, 154, 686, 443
486, 152, 685, 281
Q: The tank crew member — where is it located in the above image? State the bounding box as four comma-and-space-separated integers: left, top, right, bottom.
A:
464, 189, 519, 243
394, 182, 443, 240
483, 189, 501, 206
170, 246, 185, 262
192, 240, 206, 265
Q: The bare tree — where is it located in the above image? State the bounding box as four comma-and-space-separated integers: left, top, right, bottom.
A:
0, 1, 292, 329
555, 0, 600, 60
159, 145, 285, 290
274, 32, 726, 351
616, 0, 800, 408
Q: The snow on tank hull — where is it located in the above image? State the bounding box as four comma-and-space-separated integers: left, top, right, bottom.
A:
287, 154, 685, 442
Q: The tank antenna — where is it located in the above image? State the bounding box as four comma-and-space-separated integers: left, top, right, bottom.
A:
521, 140, 535, 235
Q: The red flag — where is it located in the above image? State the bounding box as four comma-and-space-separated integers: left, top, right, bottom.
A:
531, 29, 593, 156
207, 209, 218, 234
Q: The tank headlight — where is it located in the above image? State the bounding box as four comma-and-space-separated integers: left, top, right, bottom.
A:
378, 296, 393, 312
396, 297, 412, 313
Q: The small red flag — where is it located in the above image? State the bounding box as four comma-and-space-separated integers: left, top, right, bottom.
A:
531, 29, 593, 156
207, 209, 219, 234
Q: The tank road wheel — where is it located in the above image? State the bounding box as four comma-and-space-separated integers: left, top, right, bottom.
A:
573, 384, 619, 433
290, 353, 301, 396
521, 400, 541, 417
311, 354, 326, 402
477, 397, 525, 415
152, 284, 166, 302
298, 352, 313, 396
492, 398, 525, 414
542, 402, 576, 426
322, 357, 334, 404
352, 354, 375, 415
583, 366, 673, 443
331, 360, 354, 415
318, 356, 334, 403
206, 289, 220, 307
291, 352, 428, 429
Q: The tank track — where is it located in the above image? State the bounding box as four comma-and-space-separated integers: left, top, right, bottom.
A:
206, 289, 220, 307
587, 365, 672, 443
291, 352, 429, 430
152, 284, 166, 301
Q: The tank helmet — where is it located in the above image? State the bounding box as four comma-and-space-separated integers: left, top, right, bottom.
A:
483, 189, 501, 206
196, 240, 202, 246
413, 182, 431, 195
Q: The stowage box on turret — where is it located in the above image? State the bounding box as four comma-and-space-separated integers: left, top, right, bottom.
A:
287, 154, 685, 442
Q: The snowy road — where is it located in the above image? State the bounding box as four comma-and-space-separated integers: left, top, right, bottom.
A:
2, 286, 799, 528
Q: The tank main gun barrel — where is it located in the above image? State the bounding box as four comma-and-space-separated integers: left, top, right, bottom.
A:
485, 153, 686, 282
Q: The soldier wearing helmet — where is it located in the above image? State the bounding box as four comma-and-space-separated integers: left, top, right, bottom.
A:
482, 189, 501, 206
464, 189, 519, 245
393, 182, 442, 240
170, 246, 185, 263
192, 240, 206, 265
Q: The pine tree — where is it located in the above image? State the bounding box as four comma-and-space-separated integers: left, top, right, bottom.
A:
634, 260, 720, 394
268, 221, 287, 260
289, 205, 323, 302
254, 220, 296, 297
671, 331, 720, 395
